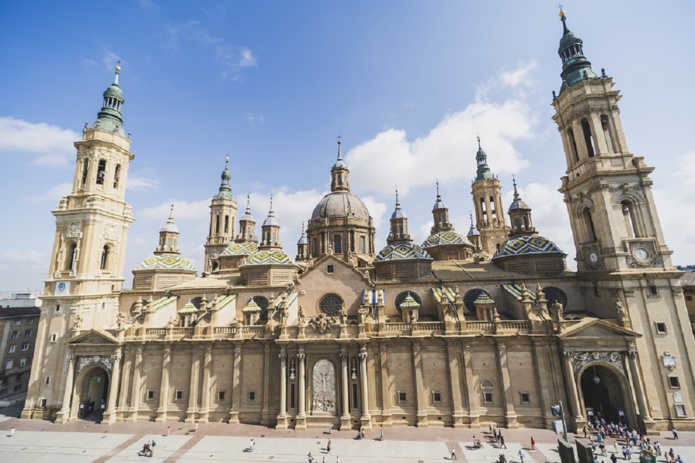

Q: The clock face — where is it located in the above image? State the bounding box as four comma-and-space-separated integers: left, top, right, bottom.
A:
57, 282, 66, 291
634, 248, 650, 261
588, 251, 598, 263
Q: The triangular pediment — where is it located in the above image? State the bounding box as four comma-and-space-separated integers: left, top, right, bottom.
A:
299, 254, 373, 286
69, 329, 121, 345
559, 318, 641, 339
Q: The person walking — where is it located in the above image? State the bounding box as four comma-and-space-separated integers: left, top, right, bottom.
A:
500, 434, 506, 449
380, 427, 384, 441
9, 427, 15, 437
328, 423, 333, 434
327, 439, 332, 453
194, 421, 198, 431
451, 446, 457, 460
611, 452, 618, 463
166, 425, 171, 436
518, 449, 525, 463
672, 428, 678, 440
531, 436, 535, 450
307, 451, 314, 463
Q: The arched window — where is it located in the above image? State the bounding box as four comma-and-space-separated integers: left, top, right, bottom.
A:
312, 238, 318, 256
463, 288, 490, 313
359, 236, 366, 254
215, 214, 220, 234
600, 115, 616, 153
81, 159, 90, 187
224, 215, 229, 234
542, 286, 568, 311
490, 196, 497, 220
479, 197, 487, 223
66, 243, 78, 271
253, 296, 270, 320
622, 200, 639, 238
96, 159, 107, 185
333, 235, 342, 253
581, 118, 595, 158
113, 164, 121, 188
394, 291, 423, 313
100, 245, 110, 270
319, 293, 344, 316
480, 380, 494, 404
568, 128, 579, 162
582, 208, 597, 242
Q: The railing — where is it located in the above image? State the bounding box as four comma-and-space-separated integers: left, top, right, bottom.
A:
412, 321, 445, 332
214, 326, 237, 335
467, 321, 495, 331
242, 326, 264, 336
383, 323, 410, 332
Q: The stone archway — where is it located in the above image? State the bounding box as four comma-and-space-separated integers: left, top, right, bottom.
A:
311, 359, 337, 415
578, 363, 633, 427
73, 364, 110, 422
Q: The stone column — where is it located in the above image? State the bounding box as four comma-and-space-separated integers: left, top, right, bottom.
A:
56, 349, 76, 423
447, 341, 465, 427
626, 349, 652, 422
103, 347, 123, 424
358, 345, 371, 429
530, 339, 552, 428
412, 342, 427, 427
118, 348, 132, 415
462, 345, 479, 427
199, 345, 212, 423
496, 340, 518, 428
229, 344, 242, 424
340, 348, 351, 429
296, 347, 307, 429
379, 342, 392, 426
155, 346, 171, 422
261, 343, 272, 426
561, 349, 584, 424
276, 347, 288, 429
186, 347, 201, 423
130, 346, 143, 422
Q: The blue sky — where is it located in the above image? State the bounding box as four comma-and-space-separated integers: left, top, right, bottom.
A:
1, 1, 694, 291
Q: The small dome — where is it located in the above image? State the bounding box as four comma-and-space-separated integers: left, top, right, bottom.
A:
220, 242, 258, 257
493, 235, 566, 259
241, 250, 295, 267
559, 30, 582, 52
422, 231, 473, 249
509, 198, 530, 211
160, 222, 178, 233
391, 208, 406, 219
473, 293, 496, 306
374, 243, 432, 263
467, 226, 480, 237
311, 191, 371, 221
137, 255, 195, 271
103, 83, 123, 102
263, 215, 279, 227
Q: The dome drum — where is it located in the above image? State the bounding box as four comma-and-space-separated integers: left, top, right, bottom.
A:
492, 235, 567, 277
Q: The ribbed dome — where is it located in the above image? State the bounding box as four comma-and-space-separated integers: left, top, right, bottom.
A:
220, 242, 258, 257
422, 231, 473, 248
136, 255, 195, 271
493, 235, 565, 259
311, 191, 371, 221
374, 243, 432, 262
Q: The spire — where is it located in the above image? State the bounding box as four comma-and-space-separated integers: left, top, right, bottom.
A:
432, 180, 446, 211
93, 64, 126, 136
391, 188, 406, 219
263, 195, 279, 226
513, 175, 520, 201
475, 136, 493, 181
215, 156, 233, 199
297, 222, 307, 245
155, 203, 180, 255
260, 195, 281, 250
557, 8, 598, 89
242, 194, 252, 218
330, 137, 350, 192
235, 193, 257, 244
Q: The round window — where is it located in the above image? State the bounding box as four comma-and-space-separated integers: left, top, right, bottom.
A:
394, 291, 423, 313
319, 293, 344, 316
463, 288, 490, 313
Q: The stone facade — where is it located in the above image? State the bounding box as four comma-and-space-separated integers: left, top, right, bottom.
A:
22, 15, 695, 433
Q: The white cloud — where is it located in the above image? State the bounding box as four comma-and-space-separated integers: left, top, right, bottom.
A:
161, 22, 257, 80
139, 199, 211, 222
0, 250, 46, 272
126, 170, 161, 192
346, 98, 534, 196
0, 117, 78, 166
27, 182, 72, 203
499, 60, 539, 88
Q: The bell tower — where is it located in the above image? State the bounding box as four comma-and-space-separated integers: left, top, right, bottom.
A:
23, 66, 135, 421
552, 10, 673, 273
471, 137, 510, 254
204, 157, 238, 273
552, 10, 695, 430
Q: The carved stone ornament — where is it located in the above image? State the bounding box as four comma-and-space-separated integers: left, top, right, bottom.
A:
77, 355, 114, 373
662, 352, 677, 371
103, 222, 120, 242
308, 312, 339, 334
312, 359, 336, 413
569, 351, 624, 375
65, 221, 82, 238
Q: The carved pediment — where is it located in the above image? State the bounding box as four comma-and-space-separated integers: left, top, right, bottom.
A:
559, 318, 640, 340
69, 329, 120, 345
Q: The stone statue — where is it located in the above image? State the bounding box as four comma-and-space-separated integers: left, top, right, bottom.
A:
73, 314, 83, 330
297, 306, 306, 326
357, 306, 368, 324
116, 312, 127, 330
615, 298, 628, 321
339, 304, 348, 325
377, 290, 384, 305
166, 316, 177, 328
551, 300, 564, 321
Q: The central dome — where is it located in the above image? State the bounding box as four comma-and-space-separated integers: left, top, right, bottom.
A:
311, 191, 371, 221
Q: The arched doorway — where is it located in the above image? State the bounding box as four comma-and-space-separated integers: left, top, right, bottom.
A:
579, 364, 630, 426
74, 365, 110, 422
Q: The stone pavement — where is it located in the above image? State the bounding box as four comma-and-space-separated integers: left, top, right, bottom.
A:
0, 407, 694, 463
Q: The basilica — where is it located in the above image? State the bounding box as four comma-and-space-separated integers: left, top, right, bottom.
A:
22, 12, 695, 432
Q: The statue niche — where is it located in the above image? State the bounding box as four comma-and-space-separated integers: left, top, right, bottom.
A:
312, 359, 336, 413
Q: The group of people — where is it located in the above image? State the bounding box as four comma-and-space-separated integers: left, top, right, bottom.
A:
137, 440, 156, 457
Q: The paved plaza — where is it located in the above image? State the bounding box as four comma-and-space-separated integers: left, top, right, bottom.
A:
1, 406, 694, 462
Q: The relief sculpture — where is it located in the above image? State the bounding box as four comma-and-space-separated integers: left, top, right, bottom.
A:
312, 359, 336, 413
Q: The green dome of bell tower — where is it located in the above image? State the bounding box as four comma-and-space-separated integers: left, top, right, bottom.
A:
93, 65, 126, 136
558, 9, 597, 90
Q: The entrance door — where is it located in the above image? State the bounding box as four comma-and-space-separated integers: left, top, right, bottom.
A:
77, 367, 109, 421
580, 365, 626, 425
